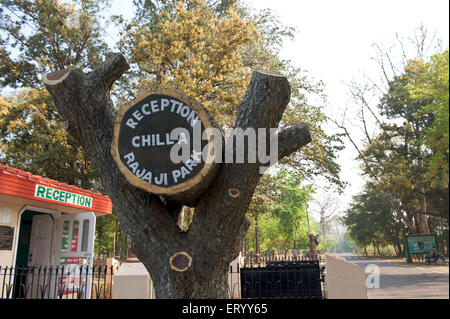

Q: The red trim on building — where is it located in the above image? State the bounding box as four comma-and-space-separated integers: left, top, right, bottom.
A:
0, 165, 112, 215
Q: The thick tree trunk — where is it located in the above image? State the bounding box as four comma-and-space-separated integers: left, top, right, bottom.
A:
44, 53, 311, 298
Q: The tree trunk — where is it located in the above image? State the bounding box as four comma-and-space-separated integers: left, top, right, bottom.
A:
376, 243, 381, 256
417, 186, 430, 234
96, 219, 103, 257
392, 244, 398, 256
396, 241, 403, 257
254, 213, 260, 257
308, 233, 318, 258
43, 54, 311, 298
114, 216, 120, 259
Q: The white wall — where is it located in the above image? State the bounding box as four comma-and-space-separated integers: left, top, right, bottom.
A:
112, 262, 155, 299
0, 201, 22, 266
325, 253, 368, 299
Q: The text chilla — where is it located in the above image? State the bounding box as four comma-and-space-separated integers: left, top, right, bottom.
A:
125, 98, 199, 129
131, 132, 188, 148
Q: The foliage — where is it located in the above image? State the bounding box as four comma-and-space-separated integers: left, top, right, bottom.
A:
257, 213, 289, 252
366, 51, 449, 228
272, 171, 314, 248
406, 50, 449, 188
245, 171, 326, 253
340, 232, 358, 253
0, 0, 111, 89
339, 29, 449, 240
0, 0, 115, 254
0, 88, 97, 185
342, 187, 407, 256
120, 0, 258, 126
95, 213, 128, 258
0, 0, 114, 186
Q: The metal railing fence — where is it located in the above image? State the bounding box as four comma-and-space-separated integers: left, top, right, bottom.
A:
0, 265, 114, 299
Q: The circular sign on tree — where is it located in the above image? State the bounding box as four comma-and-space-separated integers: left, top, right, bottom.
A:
111, 89, 220, 205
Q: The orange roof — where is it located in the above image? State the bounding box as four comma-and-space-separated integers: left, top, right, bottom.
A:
0, 165, 112, 215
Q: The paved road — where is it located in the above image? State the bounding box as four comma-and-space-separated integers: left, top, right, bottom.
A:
336, 254, 449, 299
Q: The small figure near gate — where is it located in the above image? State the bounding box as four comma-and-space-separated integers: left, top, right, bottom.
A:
307, 233, 320, 259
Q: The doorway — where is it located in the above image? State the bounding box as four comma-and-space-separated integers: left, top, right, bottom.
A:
11, 209, 96, 299
13, 210, 54, 298
14, 210, 54, 267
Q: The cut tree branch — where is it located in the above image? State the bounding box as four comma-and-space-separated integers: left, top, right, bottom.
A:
234, 70, 291, 130
277, 123, 311, 161
88, 53, 130, 92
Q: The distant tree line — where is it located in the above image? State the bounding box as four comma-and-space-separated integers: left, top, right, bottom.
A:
337, 28, 449, 256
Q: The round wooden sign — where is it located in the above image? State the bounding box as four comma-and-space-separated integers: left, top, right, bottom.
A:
111, 89, 220, 204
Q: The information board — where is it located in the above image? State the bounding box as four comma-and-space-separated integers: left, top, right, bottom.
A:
0, 225, 15, 250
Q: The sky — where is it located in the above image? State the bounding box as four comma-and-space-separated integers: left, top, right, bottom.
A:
243, 0, 449, 214
107, 0, 450, 218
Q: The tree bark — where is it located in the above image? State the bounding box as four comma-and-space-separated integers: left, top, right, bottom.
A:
254, 213, 260, 257
44, 53, 312, 298
417, 186, 430, 234
396, 241, 404, 257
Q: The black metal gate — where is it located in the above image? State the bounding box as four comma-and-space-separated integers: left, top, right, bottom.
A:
238, 258, 324, 299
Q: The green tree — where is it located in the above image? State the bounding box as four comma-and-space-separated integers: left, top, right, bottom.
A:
406, 50, 449, 189
271, 171, 314, 251
360, 52, 449, 232
342, 187, 407, 256
0, 0, 111, 89
119, 0, 258, 126
335, 28, 449, 235
245, 171, 335, 255
0, 0, 113, 184
340, 231, 357, 253
245, 173, 281, 255
0, 88, 96, 186
258, 213, 288, 252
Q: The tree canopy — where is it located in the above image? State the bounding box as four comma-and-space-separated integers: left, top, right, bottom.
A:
0, 88, 95, 185
338, 29, 449, 255
406, 49, 449, 189
0, 0, 111, 89
0, 0, 343, 261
